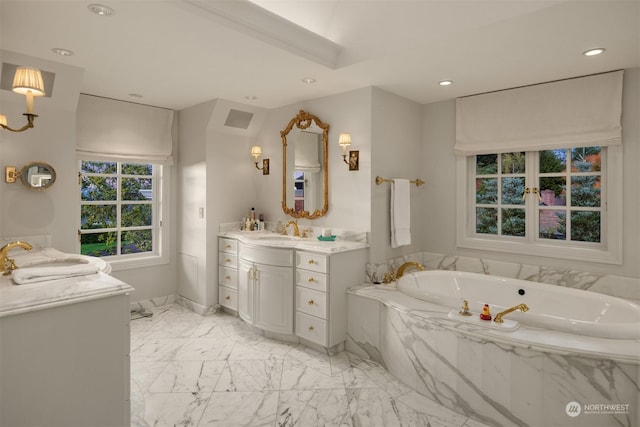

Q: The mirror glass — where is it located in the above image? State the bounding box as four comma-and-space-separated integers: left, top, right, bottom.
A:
19, 162, 56, 190
281, 110, 329, 219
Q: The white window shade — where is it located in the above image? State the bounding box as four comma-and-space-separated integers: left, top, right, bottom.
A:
77, 94, 175, 164
294, 131, 321, 172
455, 70, 623, 155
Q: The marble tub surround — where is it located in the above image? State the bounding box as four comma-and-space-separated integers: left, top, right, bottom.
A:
366, 251, 640, 301
347, 286, 639, 427
130, 304, 490, 427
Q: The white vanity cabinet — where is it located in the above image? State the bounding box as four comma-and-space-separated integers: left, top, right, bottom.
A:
295, 249, 367, 350
238, 243, 294, 334
218, 237, 238, 311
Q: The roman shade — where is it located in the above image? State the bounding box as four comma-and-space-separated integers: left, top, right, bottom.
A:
454, 70, 623, 155
294, 130, 321, 172
76, 94, 174, 165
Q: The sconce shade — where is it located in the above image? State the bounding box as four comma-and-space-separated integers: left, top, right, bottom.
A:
338, 133, 352, 147
0, 115, 6, 127
12, 67, 45, 96
251, 145, 262, 159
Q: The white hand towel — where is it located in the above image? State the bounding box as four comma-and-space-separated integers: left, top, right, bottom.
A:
12, 264, 101, 285
391, 179, 411, 248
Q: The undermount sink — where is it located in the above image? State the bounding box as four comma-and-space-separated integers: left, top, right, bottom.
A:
253, 234, 301, 241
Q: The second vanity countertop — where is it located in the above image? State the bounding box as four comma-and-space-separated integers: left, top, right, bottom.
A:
218, 230, 369, 254
0, 248, 133, 318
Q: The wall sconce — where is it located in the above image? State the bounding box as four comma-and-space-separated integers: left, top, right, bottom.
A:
338, 133, 359, 171
251, 145, 270, 175
0, 66, 46, 132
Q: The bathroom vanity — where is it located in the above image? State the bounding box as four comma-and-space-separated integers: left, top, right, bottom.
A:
0, 248, 133, 427
218, 232, 367, 353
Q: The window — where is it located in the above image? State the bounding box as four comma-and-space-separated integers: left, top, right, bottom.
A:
78, 160, 168, 269
457, 145, 622, 264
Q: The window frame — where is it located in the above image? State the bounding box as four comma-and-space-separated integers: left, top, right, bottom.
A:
77, 160, 170, 271
456, 145, 622, 264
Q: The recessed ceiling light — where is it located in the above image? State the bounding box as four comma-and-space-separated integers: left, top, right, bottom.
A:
128, 93, 143, 99
88, 4, 115, 16
301, 77, 316, 84
583, 48, 605, 57
52, 48, 74, 56
439, 80, 453, 86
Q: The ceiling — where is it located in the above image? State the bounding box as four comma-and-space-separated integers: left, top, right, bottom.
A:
1, 0, 638, 111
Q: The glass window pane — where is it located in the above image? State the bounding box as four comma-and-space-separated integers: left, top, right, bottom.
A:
121, 204, 152, 227
501, 177, 525, 205
571, 147, 601, 172
539, 150, 566, 173
539, 177, 566, 206
476, 154, 497, 175
294, 171, 304, 180
502, 208, 526, 237
571, 211, 600, 243
81, 205, 116, 229
476, 207, 497, 234
122, 163, 153, 175
80, 232, 117, 256
80, 161, 117, 174
81, 176, 117, 201
294, 200, 304, 212
539, 210, 566, 240
476, 178, 497, 204
294, 181, 304, 197
501, 152, 525, 174
121, 230, 152, 254
571, 176, 601, 207
122, 178, 153, 201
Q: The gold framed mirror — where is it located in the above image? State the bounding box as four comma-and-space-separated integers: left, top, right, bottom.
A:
281, 110, 329, 219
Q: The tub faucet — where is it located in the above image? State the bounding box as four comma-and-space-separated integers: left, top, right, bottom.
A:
396, 261, 425, 278
0, 241, 33, 275
494, 303, 529, 323
285, 220, 300, 237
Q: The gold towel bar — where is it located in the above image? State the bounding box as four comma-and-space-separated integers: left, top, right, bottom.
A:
375, 176, 425, 187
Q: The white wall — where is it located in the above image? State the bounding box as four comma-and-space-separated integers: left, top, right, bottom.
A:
421, 68, 640, 279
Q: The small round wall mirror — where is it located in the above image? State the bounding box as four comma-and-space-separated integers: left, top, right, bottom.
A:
18, 162, 57, 190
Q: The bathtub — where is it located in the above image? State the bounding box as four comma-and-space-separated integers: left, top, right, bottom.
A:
347, 275, 640, 427
397, 270, 640, 340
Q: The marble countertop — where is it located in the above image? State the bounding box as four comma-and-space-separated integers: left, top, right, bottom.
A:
348, 285, 640, 365
0, 272, 133, 317
219, 230, 369, 254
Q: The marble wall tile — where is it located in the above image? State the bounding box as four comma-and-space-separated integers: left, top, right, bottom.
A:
346, 294, 381, 362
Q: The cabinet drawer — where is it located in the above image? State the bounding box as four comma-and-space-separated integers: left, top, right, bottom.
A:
239, 244, 293, 267
219, 286, 238, 311
296, 269, 327, 292
296, 286, 327, 319
296, 311, 327, 347
296, 251, 327, 273
219, 252, 238, 268
219, 266, 238, 289
219, 238, 238, 253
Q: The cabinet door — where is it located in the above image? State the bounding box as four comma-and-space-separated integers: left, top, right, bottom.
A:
238, 259, 253, 323
253, 263, 293, 334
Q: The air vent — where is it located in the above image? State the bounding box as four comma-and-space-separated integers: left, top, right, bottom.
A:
1, 63, 55, 97
224, 109, 254, 129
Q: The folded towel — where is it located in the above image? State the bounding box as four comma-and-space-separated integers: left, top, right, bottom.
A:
12, 264, 101, 285
391, 179, 411, 248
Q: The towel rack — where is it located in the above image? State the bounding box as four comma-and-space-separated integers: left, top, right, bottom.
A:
375, 176, 425, 187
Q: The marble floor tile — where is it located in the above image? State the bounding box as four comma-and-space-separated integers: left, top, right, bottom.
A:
130, 304, 491, 427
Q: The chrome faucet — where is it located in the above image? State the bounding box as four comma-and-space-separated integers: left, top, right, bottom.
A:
285, 220, 300, 237
494, 303, 529, 323
396, 261, 425, 278
0, 241, 33, 275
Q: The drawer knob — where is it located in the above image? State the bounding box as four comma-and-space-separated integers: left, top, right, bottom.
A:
308, 326, 314, 331
308, 277, 315, 282
307, 300, 314, 305
225, 258, 231, 263
225, 244, 232, 249
225, 296, 231, 300
308, 259, 315, 264
225, 275, 231, 280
